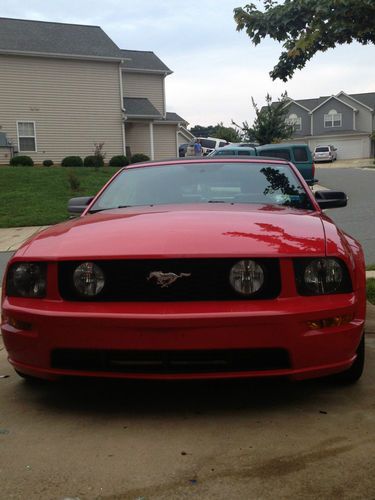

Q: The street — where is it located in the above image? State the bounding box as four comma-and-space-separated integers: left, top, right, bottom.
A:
315, 165, 375, 264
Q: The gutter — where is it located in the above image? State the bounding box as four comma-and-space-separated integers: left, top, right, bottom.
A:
0, 48, 128, 63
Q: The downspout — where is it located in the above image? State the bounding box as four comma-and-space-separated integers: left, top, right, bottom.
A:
149, 122, 155, 160
163, 72, 167, 119
176, 123, 180, 156
119, 64, 126, 155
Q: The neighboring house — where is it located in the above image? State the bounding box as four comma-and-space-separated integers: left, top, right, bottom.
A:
120, 49, 194, 159
281, 91, 375, 159
0, 132, 13, 163
0, 17, 188, 164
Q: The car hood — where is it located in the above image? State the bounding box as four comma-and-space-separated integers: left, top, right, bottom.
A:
17, 205, 327, 260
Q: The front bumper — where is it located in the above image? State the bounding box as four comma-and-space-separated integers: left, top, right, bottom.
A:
1, 293, 365, 381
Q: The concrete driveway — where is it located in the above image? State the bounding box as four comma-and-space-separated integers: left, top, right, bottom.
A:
1, 335, 375, 500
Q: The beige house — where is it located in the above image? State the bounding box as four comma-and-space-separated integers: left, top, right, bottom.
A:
0, 17, 192, 165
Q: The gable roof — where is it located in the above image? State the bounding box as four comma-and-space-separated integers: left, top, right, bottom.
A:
0, 17, 123, 60
123, 97, 162, 118
284, 98, 311, 112
345, 92, 375, 111
290, 92, 375, 113
310, 95, 357, 113
165, 112, 186, 123
120, 49, 172, 73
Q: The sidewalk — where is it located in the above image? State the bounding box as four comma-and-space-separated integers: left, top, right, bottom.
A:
316, 158, 374, 169
1, 225, 375, 333
0, 226, 48, 251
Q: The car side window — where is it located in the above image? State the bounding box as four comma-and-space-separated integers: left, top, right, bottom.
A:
200, 139, 216, 149
219, 141, 227, 148
293, 147, 308, 162
258, 149, 291, 161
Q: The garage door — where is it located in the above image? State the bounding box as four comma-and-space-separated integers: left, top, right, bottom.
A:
309, 137, 370, 160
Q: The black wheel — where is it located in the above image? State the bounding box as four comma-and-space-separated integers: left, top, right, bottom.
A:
15, 369, 46, 384
333, 334, 365, 384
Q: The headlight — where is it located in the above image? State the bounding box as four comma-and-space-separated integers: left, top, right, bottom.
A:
73, 262, 105, 297
295, 258, 352, 295
229, 260, 264, 295
6, 262, 47, 298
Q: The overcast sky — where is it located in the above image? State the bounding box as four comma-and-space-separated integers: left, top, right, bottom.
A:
2, 0, 375, 128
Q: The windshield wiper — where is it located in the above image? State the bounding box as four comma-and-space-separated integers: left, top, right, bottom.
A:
89, 205, 134, 213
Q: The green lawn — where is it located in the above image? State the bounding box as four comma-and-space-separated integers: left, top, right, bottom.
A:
367, 278, 375, 305
0, 166, 120, 227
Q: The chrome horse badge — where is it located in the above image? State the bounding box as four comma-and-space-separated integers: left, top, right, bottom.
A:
147, 271, 191, 288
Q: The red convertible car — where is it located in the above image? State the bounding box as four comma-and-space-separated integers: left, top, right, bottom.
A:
1, 158, 366, 383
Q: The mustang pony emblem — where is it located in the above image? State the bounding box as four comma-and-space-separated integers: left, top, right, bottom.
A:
147, 271, 191, 288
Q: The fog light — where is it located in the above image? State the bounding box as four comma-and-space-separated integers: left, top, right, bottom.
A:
8, 316, 32, 331
307, 314, 353, 330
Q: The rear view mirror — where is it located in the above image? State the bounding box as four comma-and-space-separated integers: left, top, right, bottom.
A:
315, 190, 347, 209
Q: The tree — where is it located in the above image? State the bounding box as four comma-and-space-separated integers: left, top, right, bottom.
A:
233, 93, 295, 145
189, 123, 243, 142
213, 122, 243, 142
189, 124, 216, 137
234, 0, 375, 81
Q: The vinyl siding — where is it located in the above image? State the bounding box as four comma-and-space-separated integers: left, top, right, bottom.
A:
313, 99, 354, 135
338, 95, 373, 132
153, 124, 177, 159
0, 147, 12, 164
122, 72, 164, 115
125, 122, 151, 157
0, 55, 123, 164
286, 103, 310, 137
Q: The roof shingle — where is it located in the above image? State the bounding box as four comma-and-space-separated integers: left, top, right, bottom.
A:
121, 49, 171, 73
0, 17, 123, 59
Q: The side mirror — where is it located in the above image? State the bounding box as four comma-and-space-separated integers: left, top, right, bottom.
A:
315, 190, 347, 209
68, 196, 93, 215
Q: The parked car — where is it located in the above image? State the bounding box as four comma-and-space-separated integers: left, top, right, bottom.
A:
185, 137, 229, 156
313, 145, 338, 162
209, 146, 257, 157
179, 143, 188, 157
2, 157, 365, 383
255, 144, 315, 185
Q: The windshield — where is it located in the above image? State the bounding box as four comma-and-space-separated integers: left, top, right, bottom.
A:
90, 162, 314, 212
316, 147, 329, 152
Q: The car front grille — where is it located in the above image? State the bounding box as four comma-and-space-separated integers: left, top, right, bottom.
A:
58, 258, 281, 301
51, 348, 291, 374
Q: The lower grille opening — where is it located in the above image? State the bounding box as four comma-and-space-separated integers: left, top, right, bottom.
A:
51, 348, 291, 374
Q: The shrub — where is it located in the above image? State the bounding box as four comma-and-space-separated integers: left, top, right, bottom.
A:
109, 155, 129, 167
10, 155, 34, 166
61, 156, 83, 167
67, 171, 81, 192
43, 159, 54, 167
84, 155, 104, 168
131, 153, 150, 164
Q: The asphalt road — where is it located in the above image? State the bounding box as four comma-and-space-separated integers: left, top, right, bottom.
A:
316, 165, 375, 264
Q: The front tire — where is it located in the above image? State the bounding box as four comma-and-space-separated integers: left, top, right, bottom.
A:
15, 369, 47, 384
334, 334, 365, 384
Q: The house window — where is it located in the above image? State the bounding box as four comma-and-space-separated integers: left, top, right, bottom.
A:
17, 121, 37, 152
286, 113, 302, 131
324, 109, 342, 128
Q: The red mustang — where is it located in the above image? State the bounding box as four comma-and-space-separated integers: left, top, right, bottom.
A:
1, 158, 366, 383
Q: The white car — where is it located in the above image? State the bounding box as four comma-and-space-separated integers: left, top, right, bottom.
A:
313, 145, 337, 162
185, 137, 229, 156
